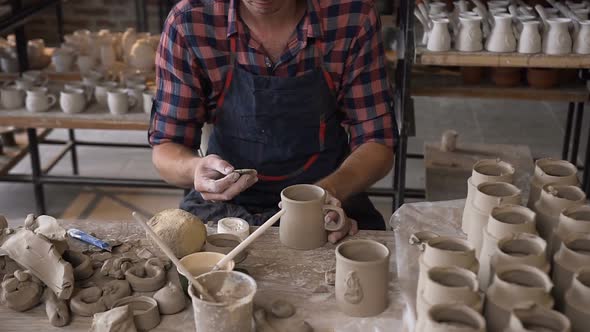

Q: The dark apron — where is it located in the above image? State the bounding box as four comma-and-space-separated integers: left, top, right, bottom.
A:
180, 37, 385, 230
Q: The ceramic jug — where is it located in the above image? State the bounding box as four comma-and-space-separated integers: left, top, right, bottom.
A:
552, 233, 590, 310
573, 20, 590, 54
517, 20, 542, 53
486, 14, 517, 52
129, 37, 156, 71
504, 304, 572, 332
543, 18, 573, 54
485, 264, 554, 332
121, 27, 137, 63
462, 159, 515, 233
279, 184, 346, 250
551, 205, 590, 257
528, 158, 579, 209
420, 304, 486, 332
464, 182, 522, 256
25, 87, 56, 113
427, 18, 452, 51
456, 16, 484, 51
415, 9, 432, 46
564, 267, 590, 332
533, 184, 585, 244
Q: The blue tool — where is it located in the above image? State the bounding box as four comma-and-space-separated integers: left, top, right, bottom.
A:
67, 228, 112, 252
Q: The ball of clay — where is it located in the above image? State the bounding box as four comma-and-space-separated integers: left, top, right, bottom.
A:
147, 209, 207, 258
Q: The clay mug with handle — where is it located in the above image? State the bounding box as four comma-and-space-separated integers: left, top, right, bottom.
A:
25, 87, 56, 113
107, 88, 137, 115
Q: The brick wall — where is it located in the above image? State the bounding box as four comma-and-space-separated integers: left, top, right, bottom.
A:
23, 0, 168, 45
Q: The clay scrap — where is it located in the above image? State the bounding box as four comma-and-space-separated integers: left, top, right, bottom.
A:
124, 258, 167, 292
112, 296, 161, 331
44, 288, 71, 327
63, 250, 94, 281
90, 305, 137, 332
101, 280, 132, 309
70, 286, 108, 317
153, 281, 186, 315
101, 257, 133, 279
1, 269, 43, 311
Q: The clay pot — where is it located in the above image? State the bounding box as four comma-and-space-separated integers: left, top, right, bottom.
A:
485, 264, 554, 332
124, 259, 167, 292
478, 205, 538, 290
504, 304, 571, 332
491, 68, 522, 87
461, 67, 485, 84
527, 68, 560, 89
551, 205, 590, 258
420, 304, 486, 332
464, 182, 522, 256
462, 159, 516, 233
528, 158, 579, 209
112, 296, 160, 331
533, 184, 585, 243
335, 239, 390, 317
416, 266, 483, 329
552, 234, 590, 310
490, 233, 549, 287
564, 267, 590, 332
411, 232, 479, 301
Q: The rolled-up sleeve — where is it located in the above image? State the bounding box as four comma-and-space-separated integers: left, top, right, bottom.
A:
339, 5, 397, 151
149, 13, 207, 149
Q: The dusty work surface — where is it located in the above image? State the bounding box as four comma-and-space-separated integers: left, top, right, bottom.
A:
0, 218, 403, 331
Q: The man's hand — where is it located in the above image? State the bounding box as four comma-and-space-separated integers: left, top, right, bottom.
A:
324, 191, 359, 244
193, 155, 258, 201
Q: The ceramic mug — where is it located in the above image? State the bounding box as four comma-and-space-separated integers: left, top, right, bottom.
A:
279, 184, 347, 250
94, 81, 118, 106
127, 83, 146, 110
142, 90, 154, 114
335, 239, 390, 317
25, 87, 56, 113
60, 88, 88, 114
64, 82, 93, 102
0, 86, 24, 109
107, 88, 137, 115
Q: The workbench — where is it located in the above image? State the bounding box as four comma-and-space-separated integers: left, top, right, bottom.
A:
0, 220, 403, 331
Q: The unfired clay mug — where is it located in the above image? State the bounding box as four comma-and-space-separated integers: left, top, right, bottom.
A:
279, 184, 346, 250
335, 239, 390, 317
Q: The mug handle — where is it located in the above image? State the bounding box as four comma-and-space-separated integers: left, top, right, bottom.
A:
47, 94, 57, 108
322, 205, 347, 232
128, 95, 137, 108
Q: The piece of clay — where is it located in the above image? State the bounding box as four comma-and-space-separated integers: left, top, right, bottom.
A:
90, 305, 137, 332
33, 215, 67, 241
270, 299, 295, 318
0, 270, 43, 311
101, 258, 114, 276
136, 248, 154, 259
147, 209, 207, 258
234, 168, 257, 175
112, 296, 161, 331
0, 215, 7, 230
325, 269, 336, 286
23, 214, 36, 229
113, 242, 132, 254
91, 252, 113, 262
153, 281, 186, 315
44, 288, 70, 327
63, 250, 94, 280
103, 257, 133, 279
101, 280, 132, 309
0, 229, 74, 299
70, 286, 108, 317
124, 260, 166, 292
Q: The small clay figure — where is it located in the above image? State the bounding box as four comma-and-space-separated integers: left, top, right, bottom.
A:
101, 280, 132, 309
70, 286, 108, 317
270, 299, 295, 318
90, 305, 137, 332
0, 270, 43, 311
63, 250, 94, 280
153, 282, 186, 315
124, 259, 166, 292
44, 288, 70, 327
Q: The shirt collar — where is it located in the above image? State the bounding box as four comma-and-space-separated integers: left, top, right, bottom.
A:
226, 0, 323, 39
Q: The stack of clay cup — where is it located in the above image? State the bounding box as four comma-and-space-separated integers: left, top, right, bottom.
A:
453, 156, 590, 332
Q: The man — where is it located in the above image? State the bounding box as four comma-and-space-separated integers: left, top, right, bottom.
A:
149, 0, 397, 243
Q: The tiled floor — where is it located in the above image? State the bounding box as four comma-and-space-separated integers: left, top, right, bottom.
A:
1, 97, 586, 228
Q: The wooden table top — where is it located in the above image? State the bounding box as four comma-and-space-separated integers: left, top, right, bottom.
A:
0, 219, 403, 332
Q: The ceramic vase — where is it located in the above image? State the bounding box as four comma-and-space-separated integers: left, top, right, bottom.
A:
465, 182, 522, 256
551, 205, 590, 258
564, 267, 590, 332
485, 264, 554, 332
416, 266, 483, 329
486, 14, 517, 52
504, 304, 572, 332
462, 159, 515, 233
456, 16, 484, 51
478, 205, 538, 290
533, 184, 585, 244
411, 232, 480, 301
420, 304, 486, 332
543, 18, 573, 55
573, 20, 590, 54
528, 158, 578, 209
517, 20, 542, 53
552, 233, 590, 310
427, 18, 452, 51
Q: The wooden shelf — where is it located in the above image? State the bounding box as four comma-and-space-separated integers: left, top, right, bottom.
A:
415, 47, 590, 69
0, 128, 51, 176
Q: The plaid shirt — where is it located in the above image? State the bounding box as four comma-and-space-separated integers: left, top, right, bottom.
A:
149, 0, 396, 151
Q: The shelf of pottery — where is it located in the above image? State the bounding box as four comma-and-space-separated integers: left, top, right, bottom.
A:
414, 0, 590, 90
412, 157, 590, 331
0, 28, 157, 118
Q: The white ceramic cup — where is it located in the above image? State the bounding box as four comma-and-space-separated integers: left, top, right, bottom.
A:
0, 86, 25, 109
25, 87, 56, 113
142, 90, 154, 114
94, 81, 118, 106
76, 55, 95, 73
127, 83, 146, 110
60, 88, 88, 114
107, 88, 137, 115
64, 81, 93, 102
22, 70, 47, 86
